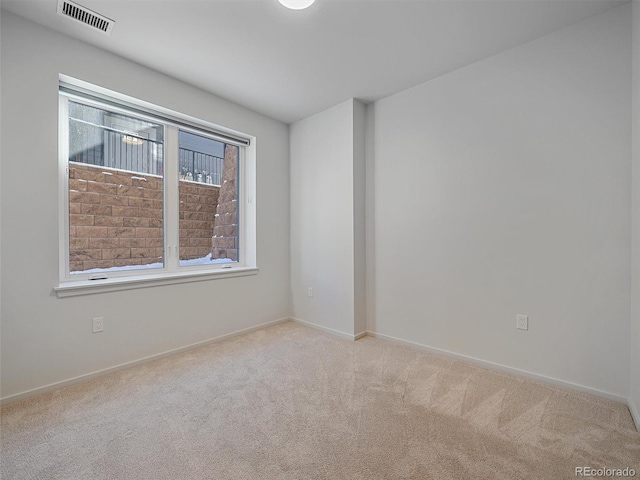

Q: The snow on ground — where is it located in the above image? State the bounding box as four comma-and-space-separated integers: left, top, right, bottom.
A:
74, 253, 233, 275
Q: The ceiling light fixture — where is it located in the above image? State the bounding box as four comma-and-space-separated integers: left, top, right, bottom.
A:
278, 0, 316, 10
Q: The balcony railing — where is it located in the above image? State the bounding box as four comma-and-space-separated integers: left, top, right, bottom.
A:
69, 121, 224, 186
178, 148, 223, 186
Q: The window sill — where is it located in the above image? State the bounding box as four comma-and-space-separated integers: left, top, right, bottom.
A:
55, 267, 259, 298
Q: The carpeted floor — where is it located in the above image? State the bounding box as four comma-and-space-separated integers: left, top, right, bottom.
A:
1, 321, 639, 479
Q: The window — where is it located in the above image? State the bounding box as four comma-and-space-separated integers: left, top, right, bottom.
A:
57, 78, 256, 294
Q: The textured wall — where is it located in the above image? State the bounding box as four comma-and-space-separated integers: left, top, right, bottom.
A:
179, 181, 220, 261
69, 162, 164, 271
211, 145, 239, 261
69, 162, 222, 270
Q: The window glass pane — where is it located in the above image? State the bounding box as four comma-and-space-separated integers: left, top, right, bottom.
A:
68, 101, 165, 274
178, 130, 239, 267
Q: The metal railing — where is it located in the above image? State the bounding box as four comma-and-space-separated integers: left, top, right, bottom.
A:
69, 121, 224, 185
178, 149, 223, 186
69, 118, 164, 176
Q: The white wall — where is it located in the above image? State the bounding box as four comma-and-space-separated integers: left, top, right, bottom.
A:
353, 101, 366, 336
631, 0, 640, 426
0, 8, 3, 401
290, 99, 365, 337
365, 103, 376, 337
370, 5, 632, 398
0, 12, 290, 400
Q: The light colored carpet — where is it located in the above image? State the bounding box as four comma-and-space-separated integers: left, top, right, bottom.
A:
1, 321, 639, 479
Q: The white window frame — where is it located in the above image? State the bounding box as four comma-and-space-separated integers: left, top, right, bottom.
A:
55, 77, 257, 297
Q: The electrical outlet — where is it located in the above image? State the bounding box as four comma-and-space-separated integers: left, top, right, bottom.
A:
516, 314, 528, 331
92, 317, 104, 333
308, 287, 313, 298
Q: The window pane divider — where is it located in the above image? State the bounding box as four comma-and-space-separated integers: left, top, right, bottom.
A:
164, 125, 180, 273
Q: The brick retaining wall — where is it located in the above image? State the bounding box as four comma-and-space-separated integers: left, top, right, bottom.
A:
211, 145, 239, 261
179, 182, 220, 261
69, 162, 219, 272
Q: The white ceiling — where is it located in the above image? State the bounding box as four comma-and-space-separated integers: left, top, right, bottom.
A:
1, 0, 627, 124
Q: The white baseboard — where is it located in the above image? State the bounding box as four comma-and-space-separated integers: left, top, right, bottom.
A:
5, 318, 636, 430
354, 331, 367, 340
365, 330, 629, 405
0, 317, 290, 405
290, 317, 362, 341
629, 398, 640, 432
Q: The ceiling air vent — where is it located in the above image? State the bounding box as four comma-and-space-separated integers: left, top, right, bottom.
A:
57, 0, 115, 35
